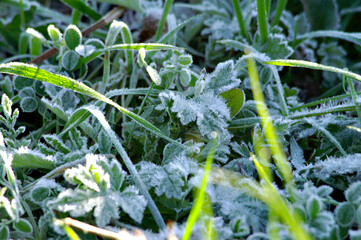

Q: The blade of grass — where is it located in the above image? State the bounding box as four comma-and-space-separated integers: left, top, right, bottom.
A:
257, 0, 269, 43
182, 132, 218, 240
272, 0, 287, 27
232, 0, 248, 40
154, 0, 174, 41
245, 49, 293, 184
264, 59, 361, 83
0, 62, 184, 148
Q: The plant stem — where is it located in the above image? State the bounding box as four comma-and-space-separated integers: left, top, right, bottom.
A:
101, 51, 110, 93
232, 0, 248, 40
265, 0, 271, 17
154, 0, 174, 41
19, 0, 25, 30
257, 0, 269, 43
272, 0, 287, 27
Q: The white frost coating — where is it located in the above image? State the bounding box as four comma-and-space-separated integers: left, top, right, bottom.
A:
16, 146, 56, 162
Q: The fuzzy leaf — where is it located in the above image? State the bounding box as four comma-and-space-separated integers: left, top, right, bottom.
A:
335, 202, 355, 227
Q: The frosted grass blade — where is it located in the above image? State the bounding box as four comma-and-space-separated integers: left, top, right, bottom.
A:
0, 62, 182, 147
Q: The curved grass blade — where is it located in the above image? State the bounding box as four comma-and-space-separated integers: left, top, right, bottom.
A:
80, 106, 166, 230
264, 59, 361, 83
299, 31, 361, 47
0, 62, 183, 147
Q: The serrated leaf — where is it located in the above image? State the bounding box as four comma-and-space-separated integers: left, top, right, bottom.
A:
289, 137, 306, 170
12, 147, 55, 169
48, 188, 120, 227
206, 60, 241, 94
64, 154, 110, 192
43, 134, 71, 154
1, 93, 12, 119
118, 186, 147, 223
97, 130, 112, 154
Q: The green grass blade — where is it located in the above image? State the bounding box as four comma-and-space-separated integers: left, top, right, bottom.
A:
246, 50, 293, 184
264, 59, 361, 83
232, 0, 248, 40
257, 0, 269, 43
0, 62, 183, 147
272, 0, 288, 27
60, 0, 101, 20
154, 0, 174, 41
299, 30, 361, 47
182, 133, 218, 240
94, 0, 143, 12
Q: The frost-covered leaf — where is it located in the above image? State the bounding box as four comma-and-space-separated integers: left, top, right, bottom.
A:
290, 137, 306, 170
345, 182, 361, 204
48, 188, 120, 227
43, 134, 71, 154
138, 156, 196, 199
335, 202, 355, 227
254, 34, 294, 60
13, 219, 33, 233
12, 147, 56, 169
205, 60, 241, 95
64, 154, 110, 192
118, 186, 147, 223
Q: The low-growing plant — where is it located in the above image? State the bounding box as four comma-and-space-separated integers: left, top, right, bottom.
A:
1, 0, 361, 239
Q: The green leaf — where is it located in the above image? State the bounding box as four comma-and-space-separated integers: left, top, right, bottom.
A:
47, 24, 62, 42
220, 89, 245, 118
12, 148, 56, 169
1, 93, 12, 119
13, 219, 33, 233
62, 50, 79, 71
20, 97, 38, 113
146, 65, 162, 85
64, 25, 82, 50
335, 202, 355, 227
0, 226, 9, 240
31, 187, 51, 203
345, 182, 361, 204
306, 196, 321, 219
0, 62, 180, 146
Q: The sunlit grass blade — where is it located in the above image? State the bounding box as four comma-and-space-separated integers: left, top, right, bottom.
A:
182, 132, 218, 240
245, 50, 293, 184
0, 62, 183, 147
264, 59, 361, 83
